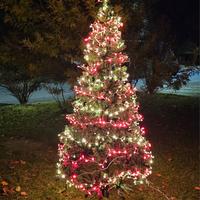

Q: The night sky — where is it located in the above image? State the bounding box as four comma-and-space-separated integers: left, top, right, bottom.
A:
154, 0, 199, 46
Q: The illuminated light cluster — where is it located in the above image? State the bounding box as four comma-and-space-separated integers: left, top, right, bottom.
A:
77, 76, 105, 92
57, 0, 153, 198
106, 52, 129, 64
104, 68, 129, 82
108, 148, 127, 156
78, 62, 102, 75
83, 1, 126, 65
65, 114, 143, 129
74, 85, 135, 103
104, 103, 132, 117
57, 140, 153, 195
74, 86, 111, 103
73, 84, 139, 118
141, 127, 146, 135
59, 127, 149, 150
64, 154, 96, 168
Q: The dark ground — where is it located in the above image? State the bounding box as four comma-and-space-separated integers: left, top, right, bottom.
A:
0, 94, 199, 200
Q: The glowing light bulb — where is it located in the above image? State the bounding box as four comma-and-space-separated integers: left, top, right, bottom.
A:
95, 142, 99, 146
84, 55, 89, 61
88, 143, 92, 148
82, 138, 87, 144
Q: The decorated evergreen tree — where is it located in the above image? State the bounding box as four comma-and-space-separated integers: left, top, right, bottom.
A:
57, 0, 153, 198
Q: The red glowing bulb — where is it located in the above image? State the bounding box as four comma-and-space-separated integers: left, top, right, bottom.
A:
72, 174, 77, 179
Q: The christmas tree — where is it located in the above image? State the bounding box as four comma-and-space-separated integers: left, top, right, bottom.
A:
57, 0, 153, 198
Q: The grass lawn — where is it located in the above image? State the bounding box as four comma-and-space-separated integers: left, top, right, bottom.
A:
0, 94, 199, 200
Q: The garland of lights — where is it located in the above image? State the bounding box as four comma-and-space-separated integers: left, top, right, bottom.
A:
57, 0, 154, 198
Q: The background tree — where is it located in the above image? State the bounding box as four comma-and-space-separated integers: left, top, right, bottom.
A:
0, 63, 42, 104
0, 29, 43, 104
0, 0, 98, 100
0, 0, 198, 98
114, 0, 195, 94
135, 16, 184, 94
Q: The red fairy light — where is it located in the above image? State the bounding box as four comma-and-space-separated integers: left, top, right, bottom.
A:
63, 160, 68, 167
84, 38, 88, 43
88, 191, 92, 196
111, 37, 115, 42
108, 58, 112, 63
72, 174, 77, 179
89, 67, 98, 75
141, 127, 145, 135
72, 161, 78, 169
148, 143, 151, 147
58, 144, 64, 151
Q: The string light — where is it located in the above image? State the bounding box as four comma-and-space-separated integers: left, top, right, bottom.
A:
57, 0, 153, 198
